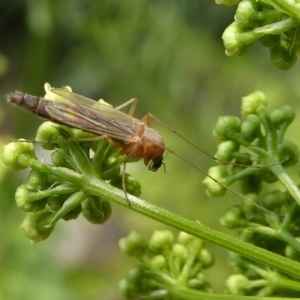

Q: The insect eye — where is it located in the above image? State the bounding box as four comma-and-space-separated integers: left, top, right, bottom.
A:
148, 156, 164, 172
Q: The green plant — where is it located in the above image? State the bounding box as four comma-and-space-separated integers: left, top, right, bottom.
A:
218, 0, 300, 69
3, 84, 300, 298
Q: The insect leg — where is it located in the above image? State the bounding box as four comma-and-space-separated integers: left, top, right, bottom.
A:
115, 98, 138, 116
122, 160, 131, 207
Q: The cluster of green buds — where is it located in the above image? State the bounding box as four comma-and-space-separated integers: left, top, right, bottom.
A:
203, 90, 298, 211
203, 91, 300, 296
2, 84, 141, 243
224, 251, 300, 296
217, 0, 300, 69
118, 231, 214, 299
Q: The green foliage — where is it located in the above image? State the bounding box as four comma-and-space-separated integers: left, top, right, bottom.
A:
2, 1, 300, 299
219, 0, 300, 69
119, 231, 214, 299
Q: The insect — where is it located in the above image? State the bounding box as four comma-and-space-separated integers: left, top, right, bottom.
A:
8, 87, 166, 170
7, 84, 274, 214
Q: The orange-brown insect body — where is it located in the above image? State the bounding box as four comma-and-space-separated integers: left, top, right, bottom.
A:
8, 91, 165, 171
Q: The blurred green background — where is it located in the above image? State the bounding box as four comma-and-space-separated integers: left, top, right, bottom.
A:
1, 1, 300, 299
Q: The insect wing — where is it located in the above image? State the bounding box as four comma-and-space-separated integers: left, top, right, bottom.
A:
45, 89, 141, 141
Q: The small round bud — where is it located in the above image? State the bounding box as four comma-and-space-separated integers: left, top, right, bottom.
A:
213, 116, 241, 141
51, 150, 67, 167
240, 174, 262, 194
62, 204, 82, 221
82, 196, 111, 224
271, 43, 297, 70
259, 34, 280, 49
35, 122, 64, 150
278, 140, 299, 167
241, 114, 261, 142
110, 173, 141, 197
177, 231, 197, 245
239, 228, 254, 242
285, 238, 300, 260
235, 0, 258, 26
149, 230, 174, 253
261, 189, 287, 208
222, 22, 250, 56
21, 208, 55, 243
150, 255, 167, 270
26, 169, 49, 191
198, 248, 214, 268
172, 243, 188, 262
270, 105, 295, 128
226, 274, 250, 294
118, 278, 133, 299
15, 183, 47, 212
47, 194, 66, 211
261, 169, 278, 184
215, 141, 238, 163
220, 205, 245, 228
2, 141, 36, 171
202, 166, 228, 197
119, 231, 147, 258
241, 91, 267, 116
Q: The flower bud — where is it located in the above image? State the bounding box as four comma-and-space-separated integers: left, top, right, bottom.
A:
110, 173, 141, 197
15, 183, 47, 212
118, 278, 133, 299
62, 204, 82, 221
213, 116, 241, 141
261, 189, 287, 208
2, 141, 36, 171
198, 248, 214, 268
278, 140, 299, 167
241, 91, 267, 116
220, 205, 245, 228
270, 105, 295, 128
172, 243, 188, 262
271, 43, 297, 70
35, 121, 63, 150
285, 238, 300, 260
240, 174, 262, 194
202, 166, 228, 197
241, 114, 261, 142
215, 141, 238, 163
261, 169, 278, 184
150, 255, 167, 270
26, 169, 50, 191
226, 274, 250, 294
127, 266, 144, 285
239, 228, 254, 242
259, 35, 280, 49
51, 150, 68, 167
222, 22, 250, 56
21, 208, 55, 243
82, 196, 111, 224
235, 0, 258, 26
177, 231, 197, 245
149, 230, 174, 252
119, 231, 147, 258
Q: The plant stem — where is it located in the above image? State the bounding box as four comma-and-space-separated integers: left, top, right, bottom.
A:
21, 155, 300, 279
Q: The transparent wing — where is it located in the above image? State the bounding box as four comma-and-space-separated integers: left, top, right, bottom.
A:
44, 88, 143, 141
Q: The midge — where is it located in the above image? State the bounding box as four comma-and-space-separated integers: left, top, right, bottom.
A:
8, 84, 166, 172
7, 84, 273, 214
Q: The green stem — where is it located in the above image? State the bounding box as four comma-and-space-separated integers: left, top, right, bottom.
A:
20, 155, 300, 279
151, 271, 300, 300
269, 163, 300, 207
